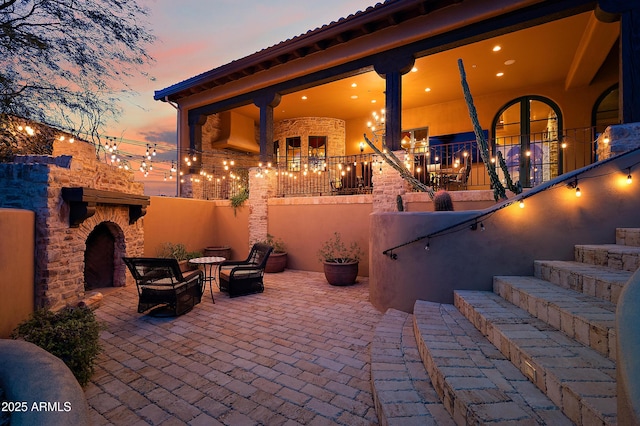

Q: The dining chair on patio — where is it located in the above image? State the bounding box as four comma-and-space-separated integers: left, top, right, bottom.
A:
445, 162, 471, 190
218, 243, 273, 297
123, 257, 204, 316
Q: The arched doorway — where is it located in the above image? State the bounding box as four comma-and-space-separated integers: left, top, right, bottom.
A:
492, 96, 563, 188
84, 222, 116, 290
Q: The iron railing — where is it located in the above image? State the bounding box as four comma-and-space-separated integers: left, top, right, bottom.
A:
198, 127, 597, 199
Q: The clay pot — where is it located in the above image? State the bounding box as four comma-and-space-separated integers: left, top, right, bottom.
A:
322, 260, 359, 286
265, 252, 287, 273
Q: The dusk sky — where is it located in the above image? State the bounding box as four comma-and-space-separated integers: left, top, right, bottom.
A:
111, 0, 379, 194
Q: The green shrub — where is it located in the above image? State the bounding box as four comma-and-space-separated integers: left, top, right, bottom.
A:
11, 306, 103, 386
157, 242, 202, 260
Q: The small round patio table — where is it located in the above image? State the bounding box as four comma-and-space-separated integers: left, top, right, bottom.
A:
188, 256, 225, 303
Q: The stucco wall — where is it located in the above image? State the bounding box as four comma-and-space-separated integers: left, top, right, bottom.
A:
370, 149, 640, 313
0, 209, 34, 338
144, 196, 250, 261
267, 196, 372, 275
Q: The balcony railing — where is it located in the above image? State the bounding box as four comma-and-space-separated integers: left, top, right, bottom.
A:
198, 127, 597, 199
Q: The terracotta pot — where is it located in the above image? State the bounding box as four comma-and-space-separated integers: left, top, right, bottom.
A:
265, 252, 287, 273
322, 260, 359, 286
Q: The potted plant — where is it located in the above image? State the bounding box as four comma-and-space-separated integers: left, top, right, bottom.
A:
317, 232, 364, 286
260, 234, 288, 273
157, 242, 202, 272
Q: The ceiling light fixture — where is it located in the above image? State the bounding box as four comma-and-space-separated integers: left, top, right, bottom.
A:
493, 45, 502, 52
496, 72, 504, 77
425, 87, 431, 92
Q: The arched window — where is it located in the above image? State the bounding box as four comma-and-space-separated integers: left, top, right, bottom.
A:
492, 96, 563, 188
592, 84, 619, 135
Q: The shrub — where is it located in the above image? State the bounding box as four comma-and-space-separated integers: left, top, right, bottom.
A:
317, 232, 363, 263
11, 306, 103, 386
157, 242, 202, 260
259, 234, 287, 253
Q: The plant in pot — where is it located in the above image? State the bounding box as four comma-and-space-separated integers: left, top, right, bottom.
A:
317, 232, 364, 286
260, 234, 287, 273
157, 242, 202, 272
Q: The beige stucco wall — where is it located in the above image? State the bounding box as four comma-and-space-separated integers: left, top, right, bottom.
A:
144, 196, 250, 261
0, 209, 34, 338
370, 149, 640, 313
267, 196, 373, 275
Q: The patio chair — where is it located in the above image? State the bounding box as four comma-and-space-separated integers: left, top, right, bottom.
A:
218, 243, 273, 297
445, 163, 471, 190
123, 257, 204, 316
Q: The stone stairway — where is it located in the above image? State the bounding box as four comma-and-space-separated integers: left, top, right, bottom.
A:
371, 228, 640, 425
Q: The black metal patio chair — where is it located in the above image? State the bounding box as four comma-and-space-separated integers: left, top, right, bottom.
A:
123, 257, 204, 316
218, 243, 272, 297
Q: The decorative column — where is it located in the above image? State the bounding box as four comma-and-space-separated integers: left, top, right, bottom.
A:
254, 93, 281, 163
247, 167, 277, 248
373, 53, 415, 151
371, 151, 411, 213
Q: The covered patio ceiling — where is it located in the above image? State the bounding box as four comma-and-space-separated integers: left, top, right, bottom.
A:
234, 10, 618, 123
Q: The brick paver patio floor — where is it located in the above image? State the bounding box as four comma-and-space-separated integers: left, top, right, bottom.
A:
85, 269, 383, 425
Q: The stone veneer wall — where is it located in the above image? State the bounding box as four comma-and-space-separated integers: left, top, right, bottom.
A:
0, 139, 145, 310
274, 117, 346, 159
371, 151, 412, 212
248, 168, 277, 247
598, 123, 640, 160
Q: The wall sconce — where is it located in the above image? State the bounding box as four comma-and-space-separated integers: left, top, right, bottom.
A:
627, 168, 633, 185
359, 141, 365, 153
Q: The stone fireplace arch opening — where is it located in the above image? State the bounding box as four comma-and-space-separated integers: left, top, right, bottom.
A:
84, 221, 126, 290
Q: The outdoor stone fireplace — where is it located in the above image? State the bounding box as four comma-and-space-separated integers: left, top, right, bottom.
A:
0, 135, 148, 311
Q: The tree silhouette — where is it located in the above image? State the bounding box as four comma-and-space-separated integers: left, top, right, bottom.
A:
0, 0, 154, 147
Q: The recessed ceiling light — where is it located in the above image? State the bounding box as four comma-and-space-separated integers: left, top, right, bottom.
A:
493, 45, 502, 52
411, 67, 418, 72
504, 59, 515, 66
351, 83, 357, 88
351, 95, 358, 99
496, 72, 504, 77
301, 95, 307, 100
371, 99, 377, 103
425, 87, 431, 92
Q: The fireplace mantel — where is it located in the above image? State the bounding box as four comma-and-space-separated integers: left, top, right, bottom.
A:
61, 187, 150, 227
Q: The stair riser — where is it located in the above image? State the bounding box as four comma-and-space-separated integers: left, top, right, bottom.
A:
617, 228, 640, 247
454, 293, 616, 426
574, 246, 640, 272
493, 278, 617, 361
534, 262, 625, 304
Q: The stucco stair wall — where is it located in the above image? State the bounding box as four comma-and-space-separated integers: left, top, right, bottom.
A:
372, 227, 639, 425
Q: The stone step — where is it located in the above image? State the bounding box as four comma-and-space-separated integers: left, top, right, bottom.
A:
493, 275, 617, 360
413, 300, 572, 425
454, 290, 617, 426
574, 244, 640, 272
371, 308, 454, 426
534, 260, 631, 304
616, 228, 640, 247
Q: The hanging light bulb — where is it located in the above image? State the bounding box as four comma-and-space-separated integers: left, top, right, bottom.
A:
519, 200, 525, 208
627, 169, 633, 185
575, 186, 581, 197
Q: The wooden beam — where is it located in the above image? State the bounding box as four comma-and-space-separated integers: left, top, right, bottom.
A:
565, 13, 619, 90
61, 187, 150, 227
